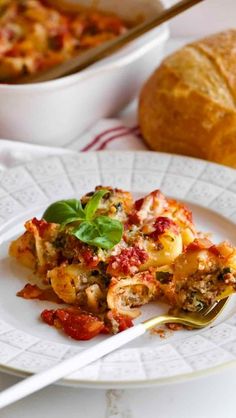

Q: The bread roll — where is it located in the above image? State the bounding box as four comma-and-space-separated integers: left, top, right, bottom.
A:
139, 30, 236, 167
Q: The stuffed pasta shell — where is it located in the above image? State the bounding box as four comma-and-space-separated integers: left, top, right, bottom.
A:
9, 217, 60, 275
107, 271, 159, 318
9, 229, 36, 270
131, 190, 168, 224
165, 199, 197, 247
48, 264, 106, 311
141, 216, 183, 268
163, 238, 236, 311
81, 185, 134, 223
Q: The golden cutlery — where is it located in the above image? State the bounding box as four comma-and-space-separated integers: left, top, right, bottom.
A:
0, 297, 228, 409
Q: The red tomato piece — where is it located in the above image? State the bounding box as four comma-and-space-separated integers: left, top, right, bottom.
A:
149, 217, 179, 240
134, 197, 144, 211
105, 310, 133, 333
186, 238, 215, 252
17, 283, 62, 303
17, 283, 43, 300
114, 314, 133, 332
31, 217, 50, 237
41, 308, 104, 340
41, 309, 55, 326
107, 246, 148, 276
130, 190, 169, 225
81, 247, 99, 268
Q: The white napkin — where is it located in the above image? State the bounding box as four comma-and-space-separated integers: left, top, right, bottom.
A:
0, 117, 148, 171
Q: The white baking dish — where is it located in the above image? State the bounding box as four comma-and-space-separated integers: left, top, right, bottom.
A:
0, 0, 169, 147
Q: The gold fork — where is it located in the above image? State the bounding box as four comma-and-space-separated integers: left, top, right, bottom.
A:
0, 297, 228, 409
143, 297, 229, 330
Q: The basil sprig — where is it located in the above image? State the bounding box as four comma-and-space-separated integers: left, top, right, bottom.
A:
43, 190, 123, 250
43, 199, 85, 226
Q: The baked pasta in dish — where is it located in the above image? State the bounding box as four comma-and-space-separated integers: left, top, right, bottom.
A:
9, 186, 236, 340
0, 0, 129, 82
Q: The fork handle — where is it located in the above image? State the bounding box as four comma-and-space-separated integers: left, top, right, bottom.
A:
0, 323, 146, 409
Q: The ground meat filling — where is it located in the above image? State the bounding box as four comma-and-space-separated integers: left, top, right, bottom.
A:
175, 267, 236, 312
119, 284, 150, 308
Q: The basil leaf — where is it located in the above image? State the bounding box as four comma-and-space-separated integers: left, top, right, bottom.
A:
72, 221, 99, 243
60, 217, 82, 228
43, 199, 85, 224
72, 216, 123, 250
43, 191, 122, 250
84, 189, 109, 220
89, 236, 115, 249
94, 216, 123, 248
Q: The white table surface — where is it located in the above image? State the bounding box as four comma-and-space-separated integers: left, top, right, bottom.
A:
2, 37, 236, 418
169, 0, 236, 37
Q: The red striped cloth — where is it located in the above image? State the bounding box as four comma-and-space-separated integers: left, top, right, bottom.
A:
66, 120, 148, 152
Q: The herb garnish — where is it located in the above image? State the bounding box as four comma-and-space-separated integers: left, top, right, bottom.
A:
43, 189, 123, 250
217, 267, 231, 281
156, 271, 172, 284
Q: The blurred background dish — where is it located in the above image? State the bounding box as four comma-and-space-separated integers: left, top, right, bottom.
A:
0, 0, 169, 147
0, 0, 131, 83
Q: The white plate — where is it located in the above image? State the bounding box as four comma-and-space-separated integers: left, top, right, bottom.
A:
1, 151, 236, 389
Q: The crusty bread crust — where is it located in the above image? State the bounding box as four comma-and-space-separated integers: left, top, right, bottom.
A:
139, 30, 236, 167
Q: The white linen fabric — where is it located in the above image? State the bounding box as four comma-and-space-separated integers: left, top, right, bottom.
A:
0, 118, 147, 171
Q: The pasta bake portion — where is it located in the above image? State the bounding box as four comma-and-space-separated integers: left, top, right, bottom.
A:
9, 186, 236, 340
0, 0, 129, 82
